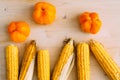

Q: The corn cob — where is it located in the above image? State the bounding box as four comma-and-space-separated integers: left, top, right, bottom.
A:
52, 39, 75, 80
77, 43, 90, 80
89, 40, 120, 80
6, 44, 19, 80
19, 40, 36, 80
37, 50, 50, 80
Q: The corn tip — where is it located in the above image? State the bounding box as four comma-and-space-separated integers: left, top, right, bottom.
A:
31, 40, 36, 45
6, 44, 17, 49
68, 39, 73, 45
78, 42, 88, 47
89, 39, 97, 45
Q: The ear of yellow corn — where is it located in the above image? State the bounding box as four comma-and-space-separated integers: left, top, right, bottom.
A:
52, 39, 75, 80
89, 40, 120, 80
77, 43, 90, 80
19, 40, 36, 80
37, 50, 50, 80
6, 44, 19, 80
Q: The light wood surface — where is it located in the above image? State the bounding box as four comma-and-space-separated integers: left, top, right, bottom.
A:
0, 0, 120, 80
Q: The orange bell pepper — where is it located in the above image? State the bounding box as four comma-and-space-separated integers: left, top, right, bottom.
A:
79, 12, 102, 34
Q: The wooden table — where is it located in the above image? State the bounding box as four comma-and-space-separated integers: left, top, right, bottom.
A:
0, 0, 120, 80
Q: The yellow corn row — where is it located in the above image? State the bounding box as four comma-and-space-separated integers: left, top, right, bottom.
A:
89, 40, 120, 80
77, 43, 90, 80
6, 45, 19, 80
52, 39, 74, 80
37, 50, 50, 80
19, 40, 36, 80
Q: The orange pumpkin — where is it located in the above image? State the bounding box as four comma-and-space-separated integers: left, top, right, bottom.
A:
8, 21, 30, 42
32, 2, 56, 24
79, 12, 102, 34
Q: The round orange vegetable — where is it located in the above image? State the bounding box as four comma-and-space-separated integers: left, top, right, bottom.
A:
79, 12, 102, 34
8, 21, 30, 42
32, 2, 56, 24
